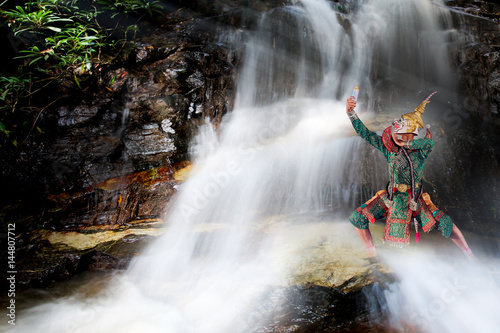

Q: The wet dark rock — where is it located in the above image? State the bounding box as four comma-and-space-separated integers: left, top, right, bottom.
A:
42, 167, 181, 229
414, 2, 500, 236
57, 105, 101, 127
87, 234, 157, 271
241, 270, 395, 333
124, 125, 176, 159
13, 242, 90, 289
446, 0, 500, 20
0, 7, 240, 235
7, 220, 165, 289
447, 2, 500, 121
423, 122, 500, 236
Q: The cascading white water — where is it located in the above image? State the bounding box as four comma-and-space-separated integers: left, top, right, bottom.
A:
367, 247, 500, 333
9, 1, 498, 332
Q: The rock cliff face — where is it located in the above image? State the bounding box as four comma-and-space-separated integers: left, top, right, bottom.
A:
448, 1, 500, 123
1, 8, 241, 234
433, 2, 500, 236
2, 0, 500, 290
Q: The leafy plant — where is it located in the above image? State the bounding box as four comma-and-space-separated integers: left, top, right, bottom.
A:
0, 74, 31, 138
97, 0, 164, 18
0, 75, 30, 104
0, 0, 150, 146
2, 5, 73, 35
27, 24, 105, 73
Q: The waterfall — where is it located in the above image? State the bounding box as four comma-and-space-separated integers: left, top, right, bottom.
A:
10, 1, 498, 332
237, 0, 458, 107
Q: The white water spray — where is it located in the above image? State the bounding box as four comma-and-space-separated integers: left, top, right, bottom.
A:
8, 1, 496, 332
371, 248, 500, 333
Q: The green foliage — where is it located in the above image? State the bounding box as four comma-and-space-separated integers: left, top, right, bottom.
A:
0, 74, 31, 146
17, 24, 105, 73
0, 75, 30, 104
97, 0, 164, 18
3, 5, 73, 35
2, 1, 112, 77
0, 0, 164, 147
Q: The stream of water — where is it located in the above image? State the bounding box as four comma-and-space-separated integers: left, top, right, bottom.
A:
7, 0, 500, 332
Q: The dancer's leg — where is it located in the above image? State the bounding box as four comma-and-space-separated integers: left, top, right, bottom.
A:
355, 227, 376, 256
450, 223, 474, 258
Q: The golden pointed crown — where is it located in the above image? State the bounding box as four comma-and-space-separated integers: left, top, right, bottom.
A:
401, 91, 437, 134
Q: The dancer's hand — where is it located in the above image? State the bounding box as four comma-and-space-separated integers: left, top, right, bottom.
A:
346, 96, 356, 113
425, 124, 432, 139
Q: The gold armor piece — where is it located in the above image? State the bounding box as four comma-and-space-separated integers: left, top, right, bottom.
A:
396, 183, 410, 192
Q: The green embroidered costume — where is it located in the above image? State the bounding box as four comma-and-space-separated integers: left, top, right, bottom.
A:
347, 110, 453, 246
